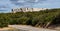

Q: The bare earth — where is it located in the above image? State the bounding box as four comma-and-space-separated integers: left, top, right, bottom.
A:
0, 27, 14, 31
8, 25, 59, 31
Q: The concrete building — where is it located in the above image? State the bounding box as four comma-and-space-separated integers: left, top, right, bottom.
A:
12, 8, 47, 13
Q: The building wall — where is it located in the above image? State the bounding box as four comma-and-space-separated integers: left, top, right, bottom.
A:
26, 8, 33, 12
12, 8, 47, 13
33, 8, 47, 11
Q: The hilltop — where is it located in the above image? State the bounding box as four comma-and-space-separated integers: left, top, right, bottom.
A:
0, 8, 60, 29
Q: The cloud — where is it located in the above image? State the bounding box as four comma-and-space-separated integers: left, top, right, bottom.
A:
0, 10, 7, 11
10, 0, 18, 1
10, 0, 47, 7
0, 5, 8, 8
0, 0, 17, 12
25, 0, 46, 3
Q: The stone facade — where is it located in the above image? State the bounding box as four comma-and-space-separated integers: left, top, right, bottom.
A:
12, 8, 47, 13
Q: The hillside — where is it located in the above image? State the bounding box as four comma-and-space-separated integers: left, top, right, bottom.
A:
0, 8, 60, 28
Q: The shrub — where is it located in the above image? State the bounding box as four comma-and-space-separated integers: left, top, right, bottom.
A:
0, 8, 60, 28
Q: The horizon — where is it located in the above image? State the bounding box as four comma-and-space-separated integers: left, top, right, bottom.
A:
0, 0, 60, 13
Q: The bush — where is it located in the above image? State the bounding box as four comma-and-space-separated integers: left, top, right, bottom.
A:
0, 8, 60, 28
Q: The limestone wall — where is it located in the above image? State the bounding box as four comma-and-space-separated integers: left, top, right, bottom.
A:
12, 8, 47, 13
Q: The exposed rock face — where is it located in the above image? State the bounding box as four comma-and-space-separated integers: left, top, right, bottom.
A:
12, 8, 47, 13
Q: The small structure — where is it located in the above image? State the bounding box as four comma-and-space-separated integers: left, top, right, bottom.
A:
12, 8, 47, 13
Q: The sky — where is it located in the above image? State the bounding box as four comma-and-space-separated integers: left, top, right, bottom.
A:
0, 0, 60, 13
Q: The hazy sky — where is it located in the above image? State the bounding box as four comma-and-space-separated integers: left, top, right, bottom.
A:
0, 0, 60, 13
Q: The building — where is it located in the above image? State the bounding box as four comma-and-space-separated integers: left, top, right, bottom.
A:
12, 8, 47, 13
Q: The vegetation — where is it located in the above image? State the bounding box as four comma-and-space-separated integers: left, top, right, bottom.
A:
0, 8, 60, 28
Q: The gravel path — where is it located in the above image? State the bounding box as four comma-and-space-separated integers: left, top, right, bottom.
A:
9, 25, 58, 31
